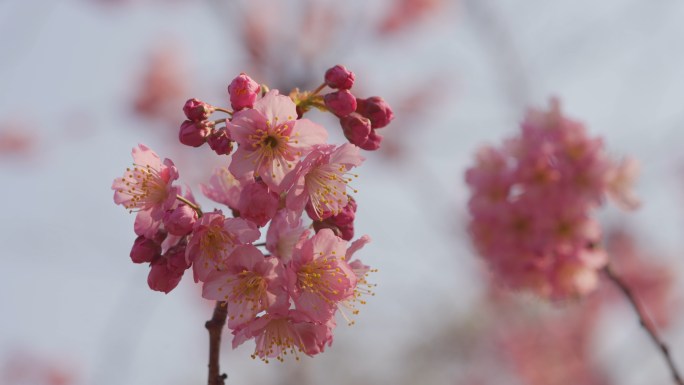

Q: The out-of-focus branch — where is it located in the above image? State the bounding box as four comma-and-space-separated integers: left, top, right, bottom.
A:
206, 301, 228, 385
603, 265, 683, 385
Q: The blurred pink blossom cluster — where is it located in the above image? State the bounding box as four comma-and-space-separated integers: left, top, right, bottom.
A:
465, 99, 639, 300
2, 351, 77, 385
112, 67, 392, 362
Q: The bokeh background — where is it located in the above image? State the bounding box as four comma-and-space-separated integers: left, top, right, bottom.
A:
2, 0, 684, 384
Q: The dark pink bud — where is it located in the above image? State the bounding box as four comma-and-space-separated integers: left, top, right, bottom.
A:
207, 128, 234, 155
165, 243, 191, 274
330, 197, 357, 226
163, 204, 197, 236
183, 98, 215, 122
336, 222, 355, 241
147, 260, 184, 293
147, 243, 190, 293
312, 219, 355, 241
307, 197, 357, 240
324, 65, 355, 90
356, 96, 394, 128
228, 73, 261, 110
179, 120, 213, 147
130, 235, 161, 264
324, 90, 357, 117
359, 129, 383, 151
340, 113, 371, 147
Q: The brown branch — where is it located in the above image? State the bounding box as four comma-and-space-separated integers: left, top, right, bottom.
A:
603, 265, 683, 385
206, 301, 228, 385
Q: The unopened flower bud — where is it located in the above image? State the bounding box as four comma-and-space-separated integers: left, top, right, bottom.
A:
237, 180, 279, 227
359, 129, 383, 151
324, 90, 357, 117
147, 242, 190, 294
130, 235, 161, 264
163, 204, 197, 236
228, 73, 261, 110
356, 96, 394, 128
179, 120, 213, 147
148, 259, 183, 294
307, 197, 357, 240
165, 243, 190, 274
207, 128, 233, 155
183, 98, 215, 122
340, 113, 371, 147
324, 65, 355, 90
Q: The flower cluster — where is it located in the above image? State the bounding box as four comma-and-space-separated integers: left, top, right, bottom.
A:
465, 99, 639, 300
293, 64, 394, 151
112, 66, 390, 362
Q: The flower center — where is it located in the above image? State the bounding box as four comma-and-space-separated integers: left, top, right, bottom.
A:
297, 257, 344, 301
233, 270, 266, 303
305, 164, 358, 219
252, 318, 303, 363
200, 225, 236, 265
263, 135, 279, 148
119, 164, 167, 211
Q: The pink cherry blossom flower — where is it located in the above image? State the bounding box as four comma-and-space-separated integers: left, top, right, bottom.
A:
185, 211, 260, 282
266, 209, 310, 263
112, 144, 180, 237
290, 229, 357, 322
606, 157, 640, 210
337, 235, 375, 325
228, 90, 328, 192
466, 99, 636, 300
232, 310, 335, 362
285, 143, 364, 219
200, 166, 246, 211
202, 245, 287, 328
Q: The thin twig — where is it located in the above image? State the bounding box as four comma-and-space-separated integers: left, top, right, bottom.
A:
603, 265, 683, 385
206, 301, 228, 385
176, 195, 203, 218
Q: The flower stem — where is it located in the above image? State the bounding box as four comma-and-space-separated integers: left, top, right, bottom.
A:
176, 195, 203, 218
206, 301, 228, 385
603, 265, 683, 385
310, 82, 326, 96
215, 107, 234, 116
